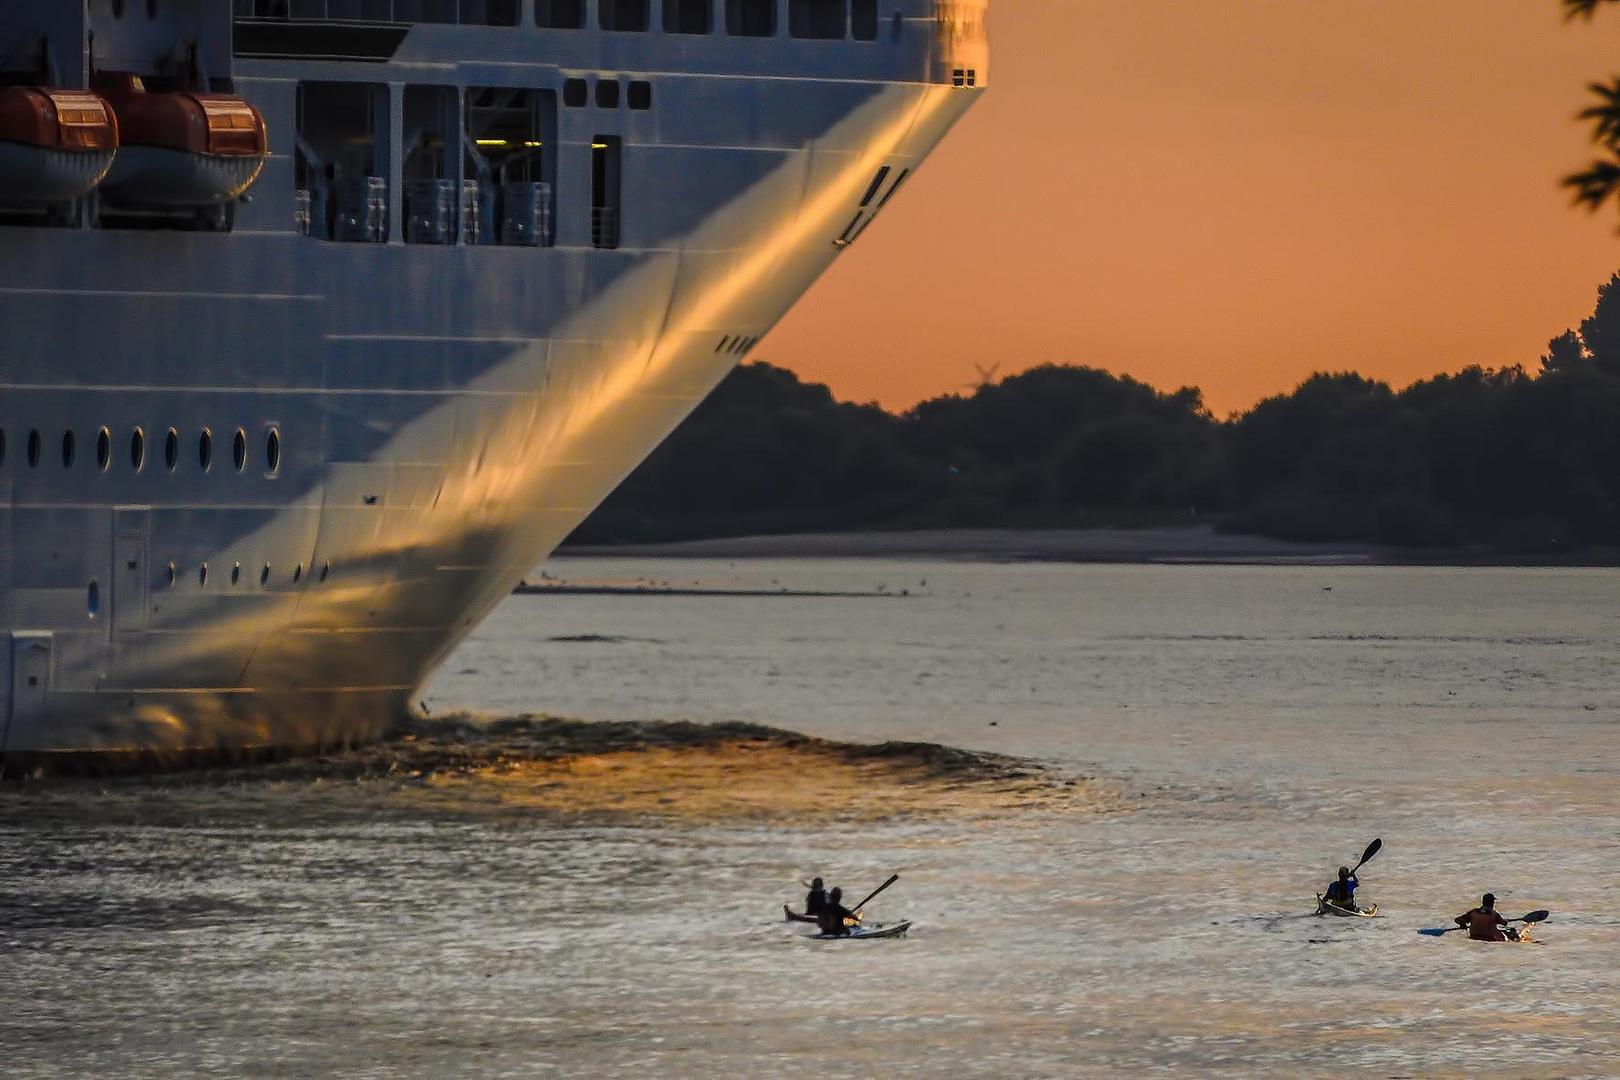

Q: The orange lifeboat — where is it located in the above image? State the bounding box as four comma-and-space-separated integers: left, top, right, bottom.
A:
0, 87, 118, 203
94, 74, 267, 208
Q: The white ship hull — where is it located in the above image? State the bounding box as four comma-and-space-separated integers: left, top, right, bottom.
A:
0, 1, 986, 763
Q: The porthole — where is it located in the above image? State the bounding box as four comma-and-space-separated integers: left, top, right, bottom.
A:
320, 561, 331, 583
260, 563, 270, 585
265, 428, 281, 475
232, 428, 246, 471
96, 427, 111, 471
61, 430, 75, 468
130, 428, 146, 471
165, 428, 179, 471
199, 562, 208, 586
231, 562, 241, 586
26, 429, 40, 467
166, 562, 177, 587
87, 580, 100, 618
198, 428, 213, 471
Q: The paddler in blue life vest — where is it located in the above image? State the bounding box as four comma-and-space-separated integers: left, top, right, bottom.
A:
1323, 866, 1359, 911
817, 887, 860, 937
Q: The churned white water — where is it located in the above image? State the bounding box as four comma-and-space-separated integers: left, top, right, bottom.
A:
4, 560, 1619, 1076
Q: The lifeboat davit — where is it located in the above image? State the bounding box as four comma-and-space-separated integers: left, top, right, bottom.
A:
95, 74, 266, 208
0, 87, 118, 203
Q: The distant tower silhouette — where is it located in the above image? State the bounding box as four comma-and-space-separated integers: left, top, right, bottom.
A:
964, 361, 1001, 391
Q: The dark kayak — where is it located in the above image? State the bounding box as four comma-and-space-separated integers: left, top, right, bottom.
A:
811, 921, 911, 941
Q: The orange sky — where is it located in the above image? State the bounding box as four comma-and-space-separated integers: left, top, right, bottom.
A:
764, 0, 1620, 416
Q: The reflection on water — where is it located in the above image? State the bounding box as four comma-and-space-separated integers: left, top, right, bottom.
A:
3, 562, 1620, 1076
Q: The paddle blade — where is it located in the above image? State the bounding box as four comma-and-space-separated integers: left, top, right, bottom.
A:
1521, 910, 1550, 923
1354, 838, 1382, 871
1417, 927, 1450, 936
851, 874, 900, 914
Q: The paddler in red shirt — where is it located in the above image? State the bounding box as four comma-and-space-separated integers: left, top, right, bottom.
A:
1454, 893, 1512, 941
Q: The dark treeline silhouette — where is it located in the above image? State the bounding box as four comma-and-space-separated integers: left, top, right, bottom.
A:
572, 275, 1620, 554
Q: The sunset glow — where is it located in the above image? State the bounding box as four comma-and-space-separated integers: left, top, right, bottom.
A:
769, 0, 1620, 414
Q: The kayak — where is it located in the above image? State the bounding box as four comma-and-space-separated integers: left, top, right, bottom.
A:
784, 905, 860, 927
811, 921, 912, 941
1315, 894, 1380, 918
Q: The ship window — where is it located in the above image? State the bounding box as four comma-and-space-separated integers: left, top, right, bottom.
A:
591, 137, 622, 249
726, 0, 774, 36
860, 166, 890, 207
404, 86, 460, 246
790, 0, 844, 38
876, 168, 910, 208
563, 79, 588, 107
265, 428, 281, 475
535, 0, 585, 28
716, 335, 732, 352
852, 0, 877, 39
261, 563, 271, 585
296, 83, 391, 244
320, 561, 331, 582
199, 429, 213, 471
233, 428, 247, 471
600, 0, 649, 30
166, 562, 176, 587
87, 580, 100, 618
465, 88, 558, 247
628, 81, 652, 110
199, 562, 208, 586
61, 430, 75, 468
596, 80, 620, 109
238, 0, 519, 24
96, 427, 112, 471
231, 562, 241, 586
665, 0, 711, 33
165, 428, 179, 470
131, 428, 146, 471
26, 429, 40, 468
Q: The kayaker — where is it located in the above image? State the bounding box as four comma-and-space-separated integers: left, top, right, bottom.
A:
817, 887, 859, 937
1323, 866, 1359, 911
805, 878, 829, 920
1454, 893, 1512, 942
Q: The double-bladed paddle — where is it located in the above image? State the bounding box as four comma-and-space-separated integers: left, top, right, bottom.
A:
1420, 909, 1550, 936
851, 873, 899, 915
1350, 838, 1382, 876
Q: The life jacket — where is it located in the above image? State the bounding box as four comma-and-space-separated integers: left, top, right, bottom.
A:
1465, 908, 1507, 942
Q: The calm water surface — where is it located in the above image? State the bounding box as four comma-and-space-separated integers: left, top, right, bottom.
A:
4, 562, 1620, 1076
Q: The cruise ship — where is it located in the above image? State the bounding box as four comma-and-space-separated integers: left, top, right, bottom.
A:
0, 0, 986, 765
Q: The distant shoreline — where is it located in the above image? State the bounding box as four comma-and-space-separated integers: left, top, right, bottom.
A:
560, 525, 1620, 567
